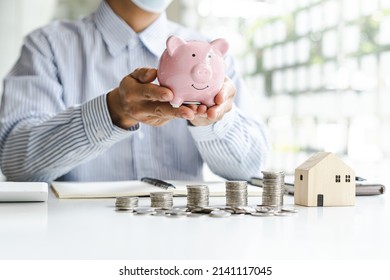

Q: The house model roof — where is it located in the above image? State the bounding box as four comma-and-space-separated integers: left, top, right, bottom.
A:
295, 152, 333, 170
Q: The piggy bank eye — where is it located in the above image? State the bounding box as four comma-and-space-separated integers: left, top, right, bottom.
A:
192, 54, 196, 57
208, 54, 212, 58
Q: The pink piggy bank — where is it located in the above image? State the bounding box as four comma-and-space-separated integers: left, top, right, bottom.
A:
157, 35, 229, 108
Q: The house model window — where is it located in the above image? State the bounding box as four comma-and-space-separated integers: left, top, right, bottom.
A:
300, 174, 303, 180
335, 175, 341, 182
346, 175, 351, 182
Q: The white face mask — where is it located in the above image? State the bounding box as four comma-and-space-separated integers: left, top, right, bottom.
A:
131, 0, 173, 13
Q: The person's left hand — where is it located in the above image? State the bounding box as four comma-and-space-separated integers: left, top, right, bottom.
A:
188, 77, 236, 127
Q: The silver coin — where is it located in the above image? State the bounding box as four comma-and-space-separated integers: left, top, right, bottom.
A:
251, 212, 274, 217
152, 212, 168, 216
135, 210, 156, 215
274, 211, 294, 217
281, 208, 299, 213
134, 207, 156, 215
115, 207, 135, 212
236, 206, 256, 214
154, 209, 168, 214
165, 209, 190, 216
231, 208, 247, 214
165, 213, 186, 218
210, 210, 231, 218
256, 205, 279, 213
171, 207, 188, 212
190, 207, 217, 214
187, 213, 204, 217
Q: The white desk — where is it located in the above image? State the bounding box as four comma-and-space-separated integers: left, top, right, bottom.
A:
0, 189, 389, 260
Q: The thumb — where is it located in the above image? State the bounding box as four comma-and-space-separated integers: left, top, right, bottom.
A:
130, 68, 157, 83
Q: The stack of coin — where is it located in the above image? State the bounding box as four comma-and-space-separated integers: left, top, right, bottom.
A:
115, 196, 139, 211
150, 192, 173, 209
186, 185, 209, 209
225, 181, 248, 207
261, 171, 285, 207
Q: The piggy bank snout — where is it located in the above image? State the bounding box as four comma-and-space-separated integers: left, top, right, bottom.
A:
191, 63, 212, 84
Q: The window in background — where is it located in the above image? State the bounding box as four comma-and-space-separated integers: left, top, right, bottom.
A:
177, 0, 390, 177
0, 0, 58, 87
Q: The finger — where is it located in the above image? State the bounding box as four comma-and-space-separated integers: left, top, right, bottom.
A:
134, 82, 173, 102
215, 78, 236, 105
176, 106, 196, 120
141, 102, 195, 121
151, 103, 197, 120
131, 107, 176, 127
196, 105, 208, 115
206, 102, 232, 122
214, 91, 225, 105
206, 105, 220, 121
130, 68, 157, 83
183, 104, 199, 113
120, 77, 173, 103
131, 68, 174, 101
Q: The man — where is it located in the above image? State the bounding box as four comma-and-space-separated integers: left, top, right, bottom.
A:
0, 0, 269, 182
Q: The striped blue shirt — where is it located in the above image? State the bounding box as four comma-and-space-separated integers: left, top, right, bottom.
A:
0, 1, 269, 182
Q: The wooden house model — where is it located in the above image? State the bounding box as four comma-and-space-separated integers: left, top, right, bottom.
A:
294, 152, 355, 207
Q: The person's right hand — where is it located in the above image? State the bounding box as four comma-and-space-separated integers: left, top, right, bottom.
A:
107, 68, 196, 129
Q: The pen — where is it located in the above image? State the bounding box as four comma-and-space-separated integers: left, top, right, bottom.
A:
355, 176, 366, 181
140, 177, 176, 189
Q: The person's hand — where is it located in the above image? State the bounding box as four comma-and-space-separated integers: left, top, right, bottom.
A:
188, 77, 236, 127
107, 68, 197, 129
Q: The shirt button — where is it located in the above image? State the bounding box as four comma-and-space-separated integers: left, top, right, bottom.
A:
96, 129, 105, 139
129, 38, 138, 48
138, 131, 144, 140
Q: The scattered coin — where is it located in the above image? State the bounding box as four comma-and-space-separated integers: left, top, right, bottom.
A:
236, 206, 256, 214
209, 210, 231, 218
165, 213, 187, 218
281, 207, 299, 213
152, 212, 168, 216
256, 205, 278, 213
251, 212, 274, 217
187, 213, 204, 218
134, 207, 156, 215
274, 211, 294, 217
165, 209, 190, 216
190, 206, 220, 214
151, 209, 169, 216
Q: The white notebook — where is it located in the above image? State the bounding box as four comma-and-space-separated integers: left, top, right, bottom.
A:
0, 182, 48, 202
51, 180, 262, 199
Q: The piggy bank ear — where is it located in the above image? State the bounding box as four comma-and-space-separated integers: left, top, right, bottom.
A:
166, 35, 186, 56
210, 38, 229, 56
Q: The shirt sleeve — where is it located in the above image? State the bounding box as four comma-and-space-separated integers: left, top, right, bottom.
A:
188, 54, 270, 181
0, 30, 135, 182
